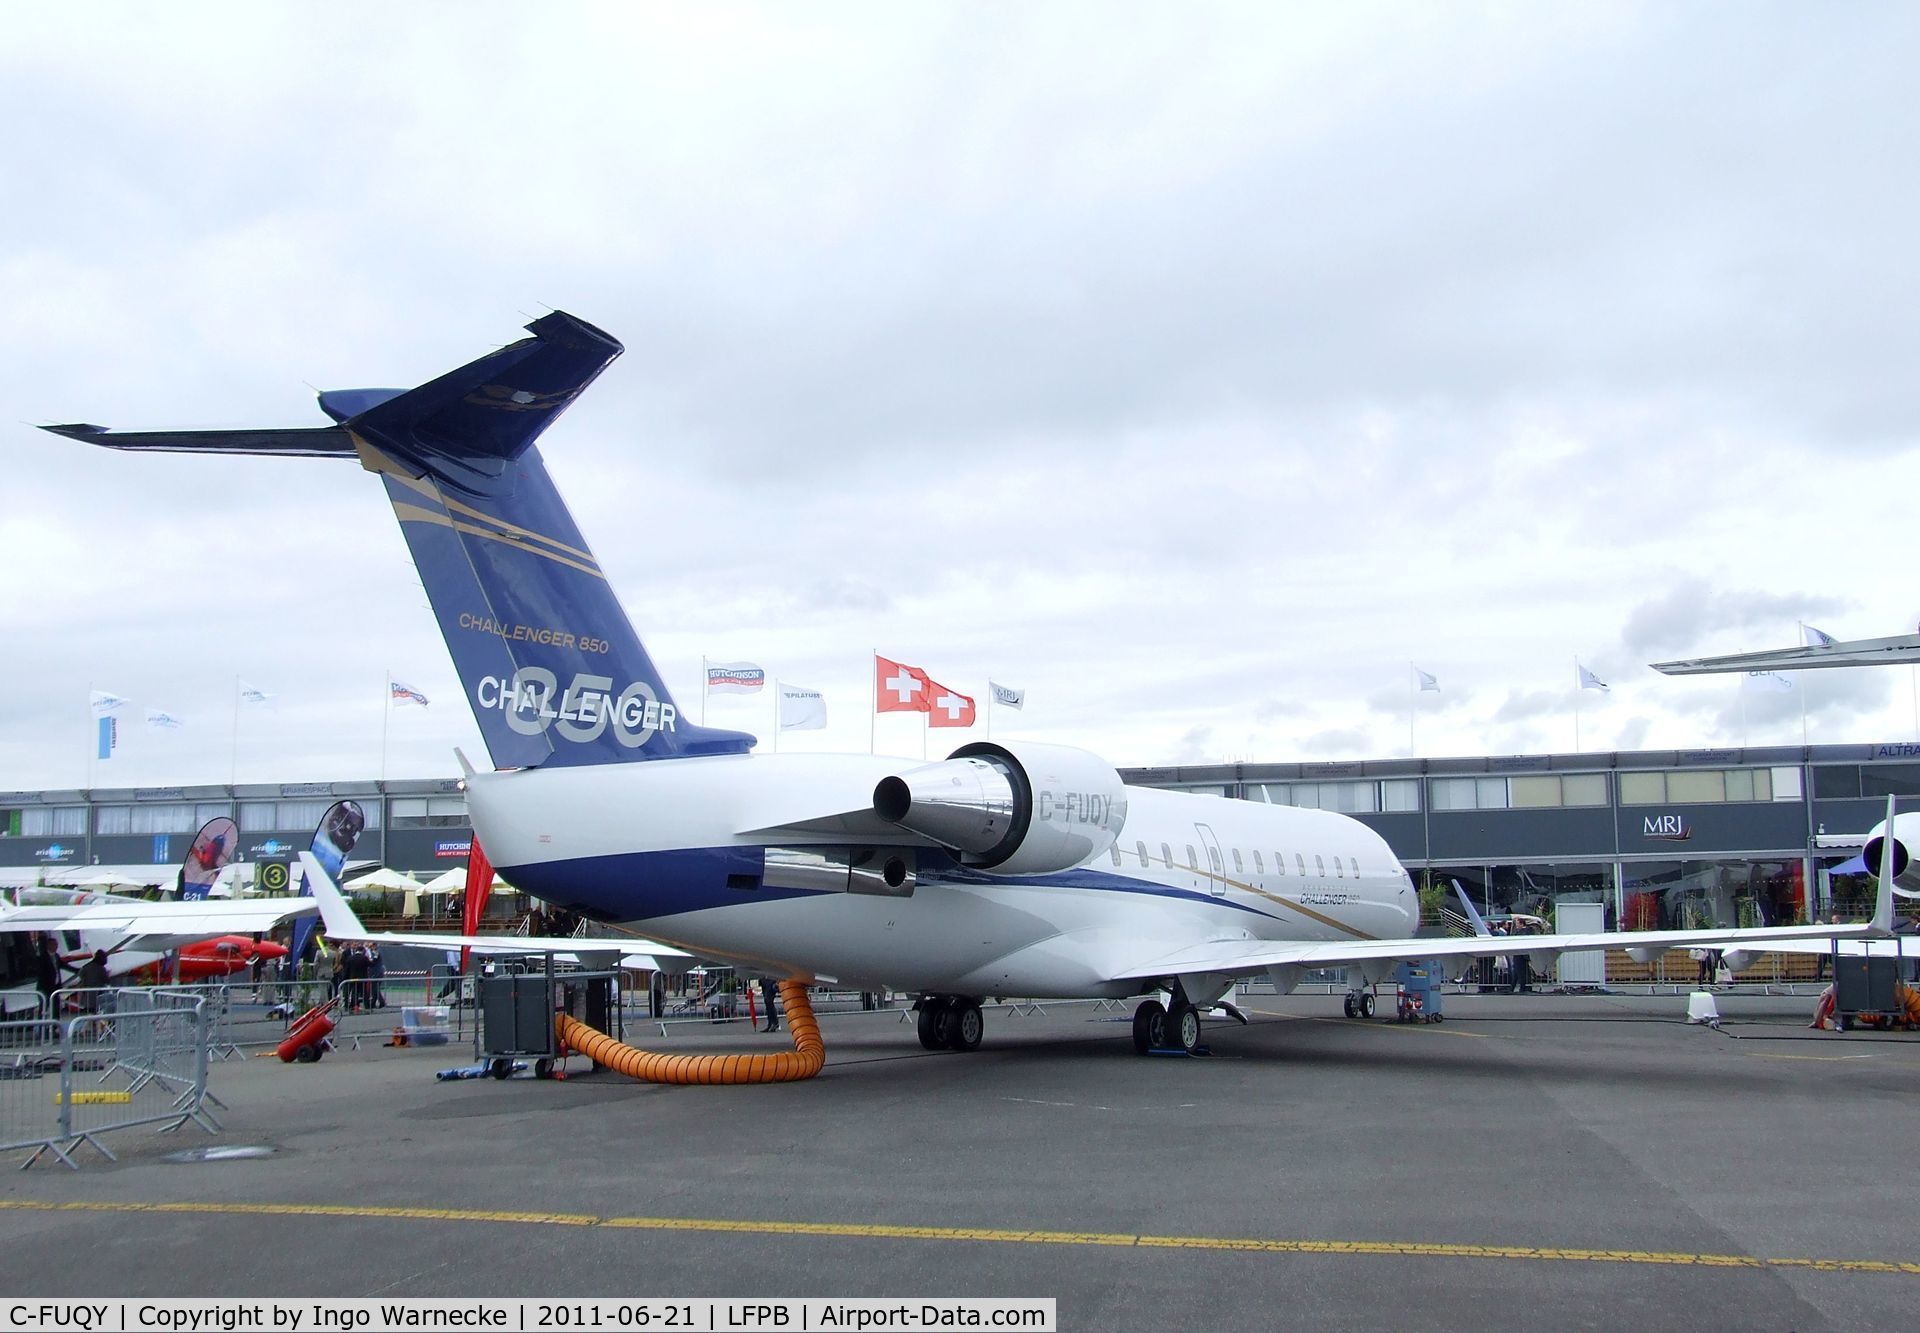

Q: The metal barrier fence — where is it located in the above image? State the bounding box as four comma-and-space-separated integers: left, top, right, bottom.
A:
0, 988, 215, 1170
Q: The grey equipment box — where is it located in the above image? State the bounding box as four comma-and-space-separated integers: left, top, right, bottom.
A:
481, 973, 557, 1059
1833, 955, 1898, 1024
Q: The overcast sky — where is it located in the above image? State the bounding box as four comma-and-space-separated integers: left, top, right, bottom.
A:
4, 2, 1917, 794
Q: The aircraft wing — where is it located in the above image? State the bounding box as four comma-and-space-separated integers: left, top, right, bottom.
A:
0, 896, 317, 954
1651, 632, 1920, 674
298, 852, 690, 972
1104, 919, 1899, 984
1108, 821, 1901, 984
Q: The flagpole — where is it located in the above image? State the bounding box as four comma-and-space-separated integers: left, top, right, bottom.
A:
701, 656, 708, 726
86, 679, 94, 793
869, 651, 877, 756
1740, 679, 1749, 747
1573, 659, 1581, 752
986, 686, 993, 742
380, 670, 392, 788
230, 675, 242, 790
1408, 664, 1416, 758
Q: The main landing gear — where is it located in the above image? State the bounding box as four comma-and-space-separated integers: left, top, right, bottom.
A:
916, 996, 985, 1052
1342, 991, 1376, 1019
1131, 991, 1203, 1056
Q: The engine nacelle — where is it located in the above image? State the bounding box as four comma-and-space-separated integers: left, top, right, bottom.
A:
1863, 811, 1920, 895
872, 740, 1127, 875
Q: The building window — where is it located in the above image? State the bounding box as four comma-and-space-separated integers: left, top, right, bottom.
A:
1621, 768, 1775, 806
6, 806, 86, 838
1381, 779, 1421, 812
391, 797, 468, 829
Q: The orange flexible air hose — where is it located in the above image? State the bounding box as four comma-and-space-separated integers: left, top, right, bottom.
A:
554, 980, 825, 1084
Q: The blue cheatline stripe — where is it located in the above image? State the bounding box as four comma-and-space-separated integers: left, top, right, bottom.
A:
502, 847, 1282, 924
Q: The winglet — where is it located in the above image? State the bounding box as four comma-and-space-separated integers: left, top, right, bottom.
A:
299, 851, 372, 942
1871, 795, 1896, 935
1454, 880, 1491, 937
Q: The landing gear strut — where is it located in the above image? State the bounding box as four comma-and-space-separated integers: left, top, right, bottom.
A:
916, 996, 985, 1052
1342, 991, 1376, 1019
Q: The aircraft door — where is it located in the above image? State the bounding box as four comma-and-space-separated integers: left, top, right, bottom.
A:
1194, 824, 1227, 896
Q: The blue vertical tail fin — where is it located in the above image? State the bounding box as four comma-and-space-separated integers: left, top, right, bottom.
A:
48, 311, 756, 768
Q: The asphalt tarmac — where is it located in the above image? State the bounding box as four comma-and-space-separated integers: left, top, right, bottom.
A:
2, 989, 1915, 1331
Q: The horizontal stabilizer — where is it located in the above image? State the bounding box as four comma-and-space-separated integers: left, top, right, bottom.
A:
42, 422, 355, 458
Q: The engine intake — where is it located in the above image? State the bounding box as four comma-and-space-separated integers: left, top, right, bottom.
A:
873, 740, 1127, 875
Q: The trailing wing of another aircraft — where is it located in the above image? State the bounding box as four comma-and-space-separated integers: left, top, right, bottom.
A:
51, 312, 1908, 1061
1651, 632, 1920, 675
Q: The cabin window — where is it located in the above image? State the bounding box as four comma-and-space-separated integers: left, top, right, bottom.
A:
1231, 849, 1244, 874
1136, 840, 1149, 867
1315, 855, 1325, 877
1349, 857, 1360, 876
1160, 842, 1173, 867
1253, 851, 1265, 874
1334, 857, 1343, 878
1186, 846, 1199, 870
1109, 846, 1122, 866
1295, 854, 1306, 875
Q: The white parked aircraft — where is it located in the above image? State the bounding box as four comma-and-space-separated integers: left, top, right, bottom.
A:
50, 313, 1907, 1057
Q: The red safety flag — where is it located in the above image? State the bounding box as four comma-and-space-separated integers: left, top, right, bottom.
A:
874, 654, 933, 713
926, 680, 976, 728
459, 838, 494, 972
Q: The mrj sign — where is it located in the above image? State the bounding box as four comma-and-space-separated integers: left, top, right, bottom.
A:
1643, 814, 1692, 841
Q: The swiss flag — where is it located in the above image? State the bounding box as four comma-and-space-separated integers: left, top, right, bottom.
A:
926, 679, 976, 728
875, 654, 933, 713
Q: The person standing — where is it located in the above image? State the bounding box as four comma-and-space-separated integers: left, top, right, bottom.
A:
759, 976, 780, 1033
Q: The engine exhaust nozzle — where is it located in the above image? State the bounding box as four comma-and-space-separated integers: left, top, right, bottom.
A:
873, 756, 1020, 856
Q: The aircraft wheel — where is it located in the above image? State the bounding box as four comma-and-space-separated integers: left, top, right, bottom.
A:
1171, 1004, 1201, 1054
1342, 994, 1357, 1019
293, 1044, 317, 1063
1132, 999, 1168, 1055
1360, 993, 1376, 1018
948, 1001, 984, 1052
917, 1000, 950, 1051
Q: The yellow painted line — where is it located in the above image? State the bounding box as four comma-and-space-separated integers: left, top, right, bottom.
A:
1745, 1052, 1876, 1063
0, 1200, 1913, 1276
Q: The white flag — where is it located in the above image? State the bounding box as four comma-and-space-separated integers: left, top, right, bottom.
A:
990, 681, 1025, 710
238, 680, 273, 705
1577, 664, 1610, 692
1744, 670, 1794, 693
777, 682, 827, 731
1415, 668, 1440, 692
90, 690, 129, 718
1801, 623, 1837, 648
706, 661, 766, 695
145, 708, 185, 729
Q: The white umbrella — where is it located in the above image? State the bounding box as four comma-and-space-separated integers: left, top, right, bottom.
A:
420, 866, 465, 895
349, 866, 422, 893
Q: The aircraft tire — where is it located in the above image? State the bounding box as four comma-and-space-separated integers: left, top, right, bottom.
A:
1132, 999, 1167, 1055
917, 1000, 949, 1051
1342, 994, 1356, 1019
1171, 1004, 1201, 1054
1360, 993, 1376, 1018
944, 1002, 983, 1052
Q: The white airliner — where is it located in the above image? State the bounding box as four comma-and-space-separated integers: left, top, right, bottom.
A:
48, 312, 1907, 1057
